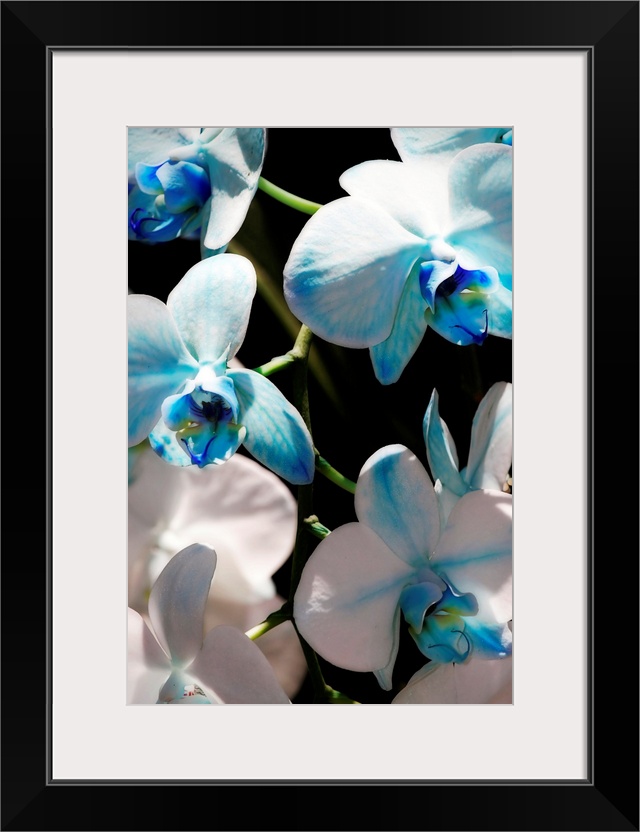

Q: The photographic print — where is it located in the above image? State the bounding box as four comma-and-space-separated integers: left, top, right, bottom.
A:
127, 126, 513, 706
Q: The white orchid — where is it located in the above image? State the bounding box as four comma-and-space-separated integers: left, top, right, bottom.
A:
128, 543, 290, 704
128, 445, 306, 698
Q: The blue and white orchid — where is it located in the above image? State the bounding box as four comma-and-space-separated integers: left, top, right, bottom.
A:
424, 381, 512, 523
284, 127, 512, 384
128, 543, 291, 704
294, 444, 512, 697
128, 253, 315, 484
128, 128, 265, 253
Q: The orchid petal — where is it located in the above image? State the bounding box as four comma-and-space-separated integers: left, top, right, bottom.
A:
355, 445, 442, 568
392, 655, 512, 704
202, 128, 266, 251
447, 144, 512, 287
148, 544, 217, 666
339, 159, 443, 239
432, 490, 512, 627
204, 595, 306, 699
135, 162, 165, 195
156, 161, 211, 212
127, 608, 170, 704
423, 389, 467, 496
128, 190, 190, 243
373, 607, 402, 691
128, 127, 193, 175
487, 283, 513, 337
283, 197, 426, 348
128, 295, 198, 446
294, 522, 415, 672
189, 625, 290, 704
167, 254, 257, 363
168, 455, 297, 604
465, 382, 512, 491
148, 416, 196, 467
434, 479, 462, 528
418, 260, 458, 312
463, 618, 513, 660
391, 127, 507, 167
228, 369, 314, 484
369, 263, 429, 385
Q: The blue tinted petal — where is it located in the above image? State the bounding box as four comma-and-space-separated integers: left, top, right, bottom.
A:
129, 200, 189, 243
157, 161, 211, 213
167, 254, 256, 362
202, 128, 266, 251
369, 263, 428, 384
399, 581, 443, 633
128, 295, 198, 446
466, 382, 512, 491
391, 127, 507, 166
423, 389, 467, 496
355, 445, 443, 568
446, 144, 512, 287
463, 618, 512, 660
228, 369, 315, 485
487, 283, 512, 338
284, 197, 425, 348
135, 161, 166, 195
148, 417, 194, 467
418, 260, 457, 311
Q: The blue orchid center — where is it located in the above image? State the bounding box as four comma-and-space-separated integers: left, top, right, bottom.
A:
420, 260, 500, 346
130, 157, 211, 241
161, 368, 246, 468
401, 576, 479, 664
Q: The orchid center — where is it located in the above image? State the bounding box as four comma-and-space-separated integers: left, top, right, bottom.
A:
161, 368, 246, 468
130, 156, 211, 240
402, 576, 479, 664
420, 260, 500, 346
157, 670, 212, 704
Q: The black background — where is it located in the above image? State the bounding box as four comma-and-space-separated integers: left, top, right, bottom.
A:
3, 1, 638, 830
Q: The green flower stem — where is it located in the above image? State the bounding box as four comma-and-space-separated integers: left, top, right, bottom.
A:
253, 324, 315, 378
252, 353, 295, 377
258, 177, 322, 215
245, 608, 291, 641
304, 515, 332, 540
315, 453, 357, 494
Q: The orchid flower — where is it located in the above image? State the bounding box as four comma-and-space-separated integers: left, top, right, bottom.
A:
424, 381, 512, 523
128, 444, 306, 697
128, 253, 314, 484
128, 128, 265, 253
283, 127, 512, 384
294, 444, 512, 695
128, 543, 291, 704
392, 654, 512, 704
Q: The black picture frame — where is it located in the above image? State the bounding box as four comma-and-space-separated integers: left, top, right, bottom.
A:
2, 2, 638, 830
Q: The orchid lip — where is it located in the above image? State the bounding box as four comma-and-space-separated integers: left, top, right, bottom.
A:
450, 308, 489, 345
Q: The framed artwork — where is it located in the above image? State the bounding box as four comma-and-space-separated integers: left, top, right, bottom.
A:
3, 2, 637, 830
